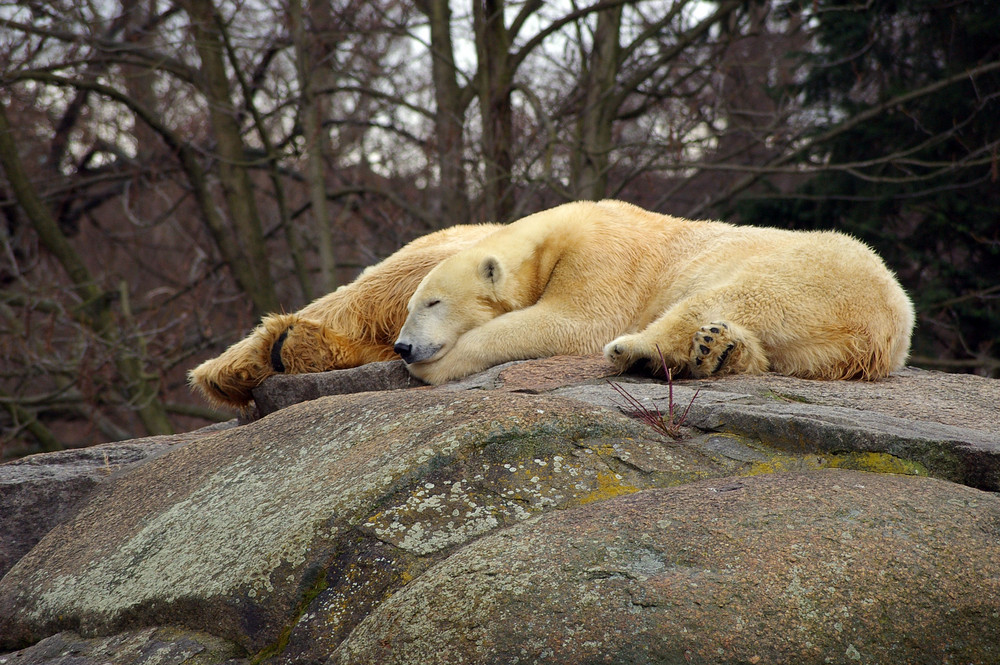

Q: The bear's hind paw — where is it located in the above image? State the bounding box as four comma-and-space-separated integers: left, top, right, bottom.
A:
689, 321, 766, 377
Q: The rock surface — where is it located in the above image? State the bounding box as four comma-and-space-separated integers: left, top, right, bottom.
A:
0, 628, 244, 665
250, 361, 421, 418
0, 426, 234, 581
1, 358, 998, 664
331, 470, 1000, 665
254, 358, 1000, 489
555, 363, 1000, 490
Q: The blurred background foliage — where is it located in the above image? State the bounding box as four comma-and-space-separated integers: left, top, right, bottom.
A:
1, 0, 997, 458
736, 0, 999, 376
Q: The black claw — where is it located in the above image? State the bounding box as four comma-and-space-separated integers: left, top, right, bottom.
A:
713, 343, 735, 373
270, 327, 291, 373
710, 327, 720, 334
700, 344, 710, 355
703, 335, 714, 343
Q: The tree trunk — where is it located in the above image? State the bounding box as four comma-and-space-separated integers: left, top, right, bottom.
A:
290, 0, 337, 292
181, 0, 278, 315
473, 0, 515, 222
570, 5, 623, 200
422, 0, 471, 225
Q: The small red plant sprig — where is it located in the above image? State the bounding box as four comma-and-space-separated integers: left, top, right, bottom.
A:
607, 346, 700, 439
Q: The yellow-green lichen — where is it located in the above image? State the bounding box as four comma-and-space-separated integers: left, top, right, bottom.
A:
576, 471, 641, 505
745, 451, 928, 478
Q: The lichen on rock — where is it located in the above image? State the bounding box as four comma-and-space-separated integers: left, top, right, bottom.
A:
2, 359, 998, 664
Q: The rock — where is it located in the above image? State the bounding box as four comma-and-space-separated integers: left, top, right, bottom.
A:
2, 360, 998, 664
0, 391, 730, 655
556, 365, 1000, 490
330, 469, 1000, 665
250, 356, 618, 419
251, 360, 420, 418
257, 358, 1000, 489
0, 628, 246, 665
0, 427, 231, 580
441, 354, 619, 393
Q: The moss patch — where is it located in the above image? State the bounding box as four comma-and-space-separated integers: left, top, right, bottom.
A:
252, 567, 328, 664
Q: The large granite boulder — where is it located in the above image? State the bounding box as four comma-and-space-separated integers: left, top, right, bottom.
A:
0, 391, 731, 655
331, 470, 1000, 664
1, 358, 997, 664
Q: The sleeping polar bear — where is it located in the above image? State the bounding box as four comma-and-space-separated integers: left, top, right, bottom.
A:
394, 199, 914, 385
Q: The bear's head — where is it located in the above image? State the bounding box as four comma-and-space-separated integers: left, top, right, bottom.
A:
393, 250, 513, 366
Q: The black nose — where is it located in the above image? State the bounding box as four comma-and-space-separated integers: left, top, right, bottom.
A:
394, 342, 412, 362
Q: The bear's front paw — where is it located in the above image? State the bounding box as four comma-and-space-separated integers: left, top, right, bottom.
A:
404, 351, 484, 385
604, 334, 683, 375
604, 334, 646, 373
403, 360, 445, 385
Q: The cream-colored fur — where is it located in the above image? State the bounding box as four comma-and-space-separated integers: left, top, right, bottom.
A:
189, 223, 501, 408
394, 200, 914, 385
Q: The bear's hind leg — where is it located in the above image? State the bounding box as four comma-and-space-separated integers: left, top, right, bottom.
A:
189, 313, 388, 409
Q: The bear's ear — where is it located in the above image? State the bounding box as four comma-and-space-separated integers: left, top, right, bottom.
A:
478, 256, 503, 286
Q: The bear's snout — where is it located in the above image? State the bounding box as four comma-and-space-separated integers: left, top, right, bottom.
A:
394, 341, 414, 363
394, 338, 442, 364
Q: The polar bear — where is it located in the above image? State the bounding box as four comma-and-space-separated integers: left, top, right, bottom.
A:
394, 200, 914, 385
189, 223, 500, 408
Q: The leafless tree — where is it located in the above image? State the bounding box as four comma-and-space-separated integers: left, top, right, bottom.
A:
2, 0, 994, 457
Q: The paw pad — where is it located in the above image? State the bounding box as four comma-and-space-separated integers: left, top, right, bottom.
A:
691, 322, 737, 376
